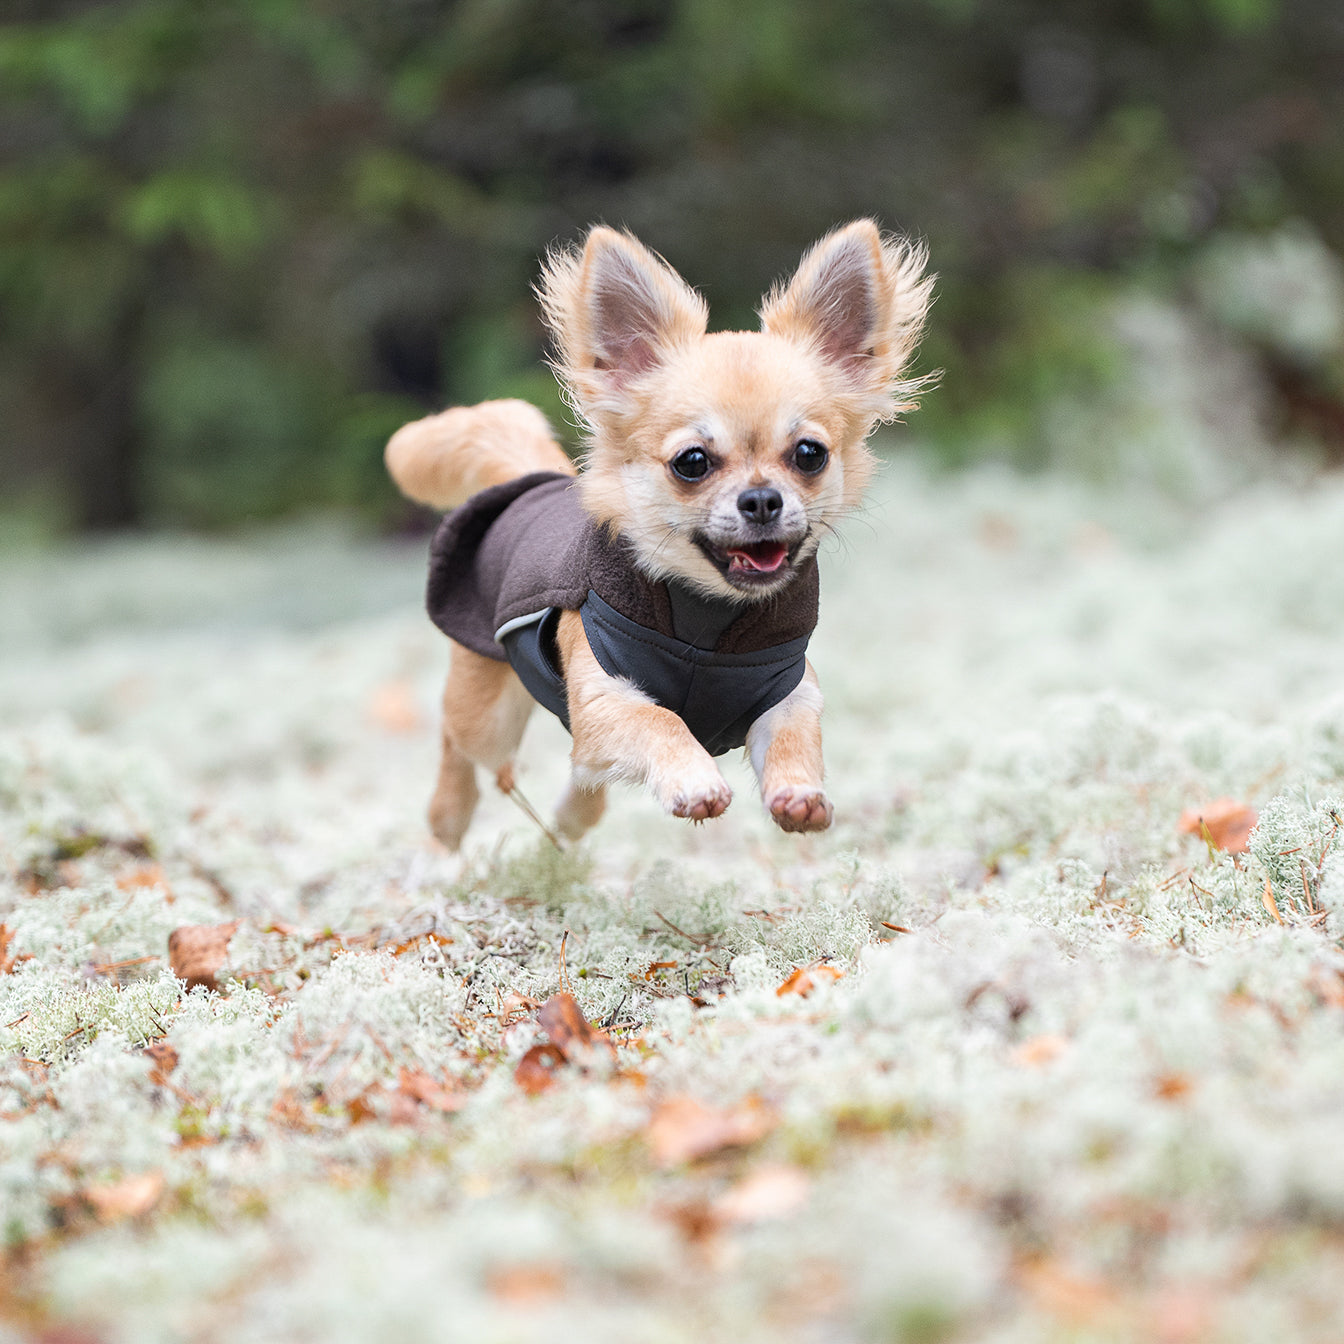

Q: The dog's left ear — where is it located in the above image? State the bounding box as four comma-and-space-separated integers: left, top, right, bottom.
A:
760, 220, 934, 421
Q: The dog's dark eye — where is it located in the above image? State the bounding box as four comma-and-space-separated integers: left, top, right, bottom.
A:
793, 439, 829, 474
670, 447, 711, 481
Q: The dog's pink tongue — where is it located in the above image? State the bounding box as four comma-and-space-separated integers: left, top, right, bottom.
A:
727, 542, 788, 573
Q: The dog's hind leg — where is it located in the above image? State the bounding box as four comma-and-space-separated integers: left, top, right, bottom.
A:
428, 642, 534, 850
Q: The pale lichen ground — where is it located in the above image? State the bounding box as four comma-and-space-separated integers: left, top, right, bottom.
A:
5, 447, 1344, 1343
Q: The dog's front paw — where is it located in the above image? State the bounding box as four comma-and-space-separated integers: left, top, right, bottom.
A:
663, 772, 733, 822
766, 785, 833, 833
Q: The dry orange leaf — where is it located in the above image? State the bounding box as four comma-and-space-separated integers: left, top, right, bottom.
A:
116, 863, 168, 892
537, 991, 616, 1068
1178, 799, 1258, 855
712, 1163, 810, 1224
144, 1041, 179, 1087
1012, 1033, 1068, 1068
83, 1171, 165, 1223
776, 961, 844, 997
515, 1043, 566, 1094
485, 1263, 565, 1306
346, 1091, 379, 1125
368, 679, 421, 733
269, 1089, 316, 1132
1262, 880, 1284, 925
390, 930, 454, 958
0, 924, 14, 975
396, 1066, 463, 1113
167, 921, 239, 990
1153, 1072, 1193, 1102
496, 991, 540, 1024
1017, 1255, 1120, 1325
647, 1094, 777, 1167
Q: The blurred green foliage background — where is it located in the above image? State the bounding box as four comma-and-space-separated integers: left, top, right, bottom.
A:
2, 0, 1343, 531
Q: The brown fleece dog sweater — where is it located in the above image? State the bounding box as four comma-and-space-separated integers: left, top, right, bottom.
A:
426, 472, 818, 756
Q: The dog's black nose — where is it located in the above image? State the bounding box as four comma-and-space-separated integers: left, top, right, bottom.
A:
737, 487, 783, 524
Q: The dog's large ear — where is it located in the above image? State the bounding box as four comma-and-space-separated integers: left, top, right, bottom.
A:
760, 220, 934, 422
539, 227, 708, 422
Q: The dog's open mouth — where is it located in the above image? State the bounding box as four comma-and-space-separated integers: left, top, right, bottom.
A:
694, 536, 799, 588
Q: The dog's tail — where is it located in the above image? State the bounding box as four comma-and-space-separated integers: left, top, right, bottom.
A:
384, 399, 574, 511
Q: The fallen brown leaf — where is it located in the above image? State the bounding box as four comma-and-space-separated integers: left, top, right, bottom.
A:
1178, 799, 1258, 855
1152, 1072, 1193, 1101
269, 1088, 316, 1132
396, 1067, 463, 1113
116, 863, 167, 892
515, 1043, 566, 1094
1307, 964, 1344, 1008
0, 924, 13, 975
167, 921, 239, 990
713, 1163, 810, 1224
495, 991, 540, 1024
1011, 1034, 1068, 1068
1262, 880, 1284, 925
389, 930, 454, 958
144, 1041, 179, 1087
537, 992, 615, 1068
82, 1171, 165, 1223
485, 1263, 565, 1306
776, 961, 844, 997
662, 1198, 720, 1246
647, 1094, 777, 1166
1016, 1255, 1120, 1325
346, 1089, 379, 1125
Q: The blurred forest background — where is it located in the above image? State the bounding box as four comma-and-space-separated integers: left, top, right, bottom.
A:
2, 0, 1343, 532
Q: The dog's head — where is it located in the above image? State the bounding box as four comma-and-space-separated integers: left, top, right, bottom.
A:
539, 221, 933, 601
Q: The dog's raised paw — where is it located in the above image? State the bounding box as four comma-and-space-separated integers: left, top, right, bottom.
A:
668, 780, 732, 822
767, 785, 833, 833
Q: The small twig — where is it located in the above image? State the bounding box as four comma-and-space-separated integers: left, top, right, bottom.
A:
602, 991, 630, 1029
505, 784, 564, 851
652, 910, 715, 946
1301, 859, 1319, 915
92, 955, 159, 974
558, 930, 573, 996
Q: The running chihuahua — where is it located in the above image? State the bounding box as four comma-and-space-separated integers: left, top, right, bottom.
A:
386, 220, 932, 848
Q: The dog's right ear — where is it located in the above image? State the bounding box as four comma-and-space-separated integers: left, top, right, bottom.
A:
539, 227, 708, 422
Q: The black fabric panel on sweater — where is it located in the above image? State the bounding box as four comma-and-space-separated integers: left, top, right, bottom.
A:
578, 592, 809, 756
425, 471, 820, 754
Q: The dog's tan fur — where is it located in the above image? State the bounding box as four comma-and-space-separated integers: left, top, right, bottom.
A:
386, 220, 933, 847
